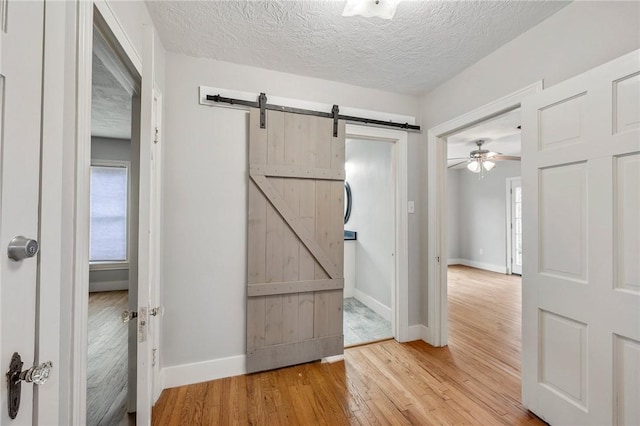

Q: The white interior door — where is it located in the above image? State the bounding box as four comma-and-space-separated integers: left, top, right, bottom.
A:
134, 24, 158, 426
0, 1, 45, 423
521, 50, 640, 425
510, 178, 522, 275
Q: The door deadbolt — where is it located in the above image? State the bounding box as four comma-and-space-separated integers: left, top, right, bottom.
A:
8, 236, 39, 261
6, 352, 53, 419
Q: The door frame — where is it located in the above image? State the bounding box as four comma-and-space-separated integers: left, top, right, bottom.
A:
425, 81, 543, 347
69, 2, 158, 424
505, 177, 522, 275
345, 124, 410, 342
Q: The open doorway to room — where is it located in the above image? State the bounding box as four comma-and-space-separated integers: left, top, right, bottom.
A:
87, 17, 141, 426
343, 138, 395, 346
443, 107, 523, 377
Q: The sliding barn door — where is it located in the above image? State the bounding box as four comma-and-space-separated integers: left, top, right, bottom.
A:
521, 50, 640, 425
247, 108, 345, 373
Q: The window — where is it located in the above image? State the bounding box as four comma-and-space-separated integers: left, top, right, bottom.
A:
90, 162, 129, 263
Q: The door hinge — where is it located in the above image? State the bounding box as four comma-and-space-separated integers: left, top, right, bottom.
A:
154, 127, 159, 144
152, 348, 157, 367
436, 256, 440, 263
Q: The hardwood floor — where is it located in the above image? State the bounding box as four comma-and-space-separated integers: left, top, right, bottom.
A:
152, 265, 543, 425
87, 290, 135, 426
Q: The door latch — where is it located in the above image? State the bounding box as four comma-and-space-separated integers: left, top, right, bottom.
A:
120, 309, 137, 323
149, 306, 164, 317
6, 353, 53, 419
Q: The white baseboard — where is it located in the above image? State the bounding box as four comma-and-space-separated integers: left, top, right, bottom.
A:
354, 289, 391, 321
162, 354, 246, 390
89, 280, 128, 292
448, 258, 507, 274
407, 324, 429, 342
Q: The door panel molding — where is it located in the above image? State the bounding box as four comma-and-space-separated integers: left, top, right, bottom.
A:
521, 49, 640, 425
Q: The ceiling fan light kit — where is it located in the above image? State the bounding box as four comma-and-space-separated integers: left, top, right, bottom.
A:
449, 139, 521, 178
342, 0, 401, 19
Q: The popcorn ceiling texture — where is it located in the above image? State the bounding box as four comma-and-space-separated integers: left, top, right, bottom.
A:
145, 1, 569, 95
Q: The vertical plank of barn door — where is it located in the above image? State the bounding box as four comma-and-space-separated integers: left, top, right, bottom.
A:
327, 120, 346, 337
281, 113, 303, 343
264, 110, 285, 346
314, 117, 333, 338
298, 116, 318, 341
247, 109, 267, 352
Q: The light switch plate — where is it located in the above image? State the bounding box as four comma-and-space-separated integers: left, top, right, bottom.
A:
408, 201, 415, 214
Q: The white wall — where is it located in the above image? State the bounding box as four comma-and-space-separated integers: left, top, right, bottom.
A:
345, 139, 394, 315
344, 241, 356, 298
91, 136, 130, 162
161, 52, 420, 377
419, 0, 640, 327
447, 169, 460, 260
449, 162, 521, 272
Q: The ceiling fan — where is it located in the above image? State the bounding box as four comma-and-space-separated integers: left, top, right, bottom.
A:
448, 139, 520, 177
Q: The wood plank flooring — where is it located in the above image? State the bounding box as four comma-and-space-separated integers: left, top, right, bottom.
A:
87, 290, 135, 426
152, 265, 543, 425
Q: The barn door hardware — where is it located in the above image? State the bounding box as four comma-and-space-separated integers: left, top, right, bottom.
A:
258, 92, 267, 129
205, 93, 421, 135
6, 353, 53, 419
332, 105, 339, 137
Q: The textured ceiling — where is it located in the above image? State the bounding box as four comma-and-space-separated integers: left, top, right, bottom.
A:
447, 108, 521, 168
145, 0, 569, 95
92, 50, 132, 140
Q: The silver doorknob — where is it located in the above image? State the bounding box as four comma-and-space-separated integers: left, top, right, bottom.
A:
8, 236, 39, 261
120, 310, 137, 323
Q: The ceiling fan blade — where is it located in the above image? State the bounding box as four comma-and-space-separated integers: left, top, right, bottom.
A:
485, 151, 503, 157
492, 155, 521, 161
448, 160, 468, 169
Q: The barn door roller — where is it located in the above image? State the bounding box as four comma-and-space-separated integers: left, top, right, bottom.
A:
205, 92, 421, 136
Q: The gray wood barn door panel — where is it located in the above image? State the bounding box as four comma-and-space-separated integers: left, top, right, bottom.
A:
247, 109, 345, 373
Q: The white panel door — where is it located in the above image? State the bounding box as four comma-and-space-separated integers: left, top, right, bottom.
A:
0, 1, 45, 424
522, 50, 640, 425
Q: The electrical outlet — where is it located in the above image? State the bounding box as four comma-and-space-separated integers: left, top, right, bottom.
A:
408, 201, 415, 214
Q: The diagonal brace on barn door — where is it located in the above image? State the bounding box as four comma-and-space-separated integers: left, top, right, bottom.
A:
251, 175, 340, 279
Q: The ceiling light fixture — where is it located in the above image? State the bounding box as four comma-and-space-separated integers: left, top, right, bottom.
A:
342, 0, 401, 19
466, 157, 495, 178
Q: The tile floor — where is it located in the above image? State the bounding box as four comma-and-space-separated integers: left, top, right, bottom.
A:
343, 297, 392, 346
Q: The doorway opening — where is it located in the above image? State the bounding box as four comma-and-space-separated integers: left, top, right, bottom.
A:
443, 108, 523, 387
426, 81, 541, 347
343, 138, 395, 346
343, 124, 410, 345
87, 15, 141, 426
